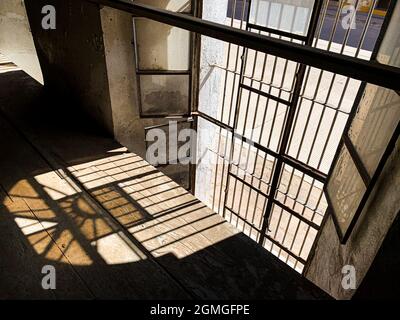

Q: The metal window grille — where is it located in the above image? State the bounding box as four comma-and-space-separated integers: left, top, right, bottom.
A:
196, 0, 394, 273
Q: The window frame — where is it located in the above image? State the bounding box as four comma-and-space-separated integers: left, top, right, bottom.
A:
133, 2, 195, 118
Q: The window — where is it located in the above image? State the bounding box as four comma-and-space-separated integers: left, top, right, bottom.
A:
133, 0, 193, 117
326, 1, 400, 243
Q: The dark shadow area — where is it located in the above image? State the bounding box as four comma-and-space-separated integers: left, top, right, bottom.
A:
353, 213, 400, 299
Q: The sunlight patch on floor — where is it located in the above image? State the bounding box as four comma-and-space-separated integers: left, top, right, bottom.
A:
14, 217, 57, 236
92, 233, 145, 265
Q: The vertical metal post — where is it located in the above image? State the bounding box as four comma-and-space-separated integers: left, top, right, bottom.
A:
222, 0, 253, 218
189, 0, 202, 195
258, 0, 324, 246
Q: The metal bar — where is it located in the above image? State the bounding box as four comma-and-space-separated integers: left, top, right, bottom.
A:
294, 188, 324, 267
324, 0, 396, 189
237, 43, 277, 234
144, 118, 193, 131
224, 206, 262, 232
90, 0, 400, 91
210, 0, 238, 213
304, 0, 362, 170
228, 171, 269, 199
288, 1, 351, 174
263, 232, 307, 265
247, 22, 307, 41
240, 83, 291, 105
194, 110, 327, 186
275, 167, 321, 264
222, 0, 251, 220
272, 1, 327, 212
220, 0, 247, 213
305, 0, 378, 176
191, 111, 234, 135
136, 70, 191, 75
229, 162, 271, 188
213, 64, 380, 116
272, 199, 320, 231
140, 114, 192, 119
267, 1, 327, 263
282, 155, 327, 182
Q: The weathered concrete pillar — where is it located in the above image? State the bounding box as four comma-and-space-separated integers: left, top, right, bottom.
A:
23, 0, 114, 133
0, 0, 43, 83
100, 6, 146, 157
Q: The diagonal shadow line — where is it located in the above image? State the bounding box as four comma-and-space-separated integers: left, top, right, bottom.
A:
65, 151, 135, 169
131, 192, 192, 211
76, 168, 161, 189
76, 163, 155, 185
138, 212, 222, 243
51, 156, 198, 299
72, 158, 144, 179
149, 221, 227, 252
102, 182, 181, 207
126, 201, 206, 232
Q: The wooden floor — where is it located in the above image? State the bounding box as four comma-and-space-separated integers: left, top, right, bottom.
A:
0, 61, 330, 299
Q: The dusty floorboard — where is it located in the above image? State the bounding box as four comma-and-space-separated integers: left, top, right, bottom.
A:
0, 64, 331, 299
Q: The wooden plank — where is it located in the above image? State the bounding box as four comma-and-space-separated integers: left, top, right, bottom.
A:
0, 115, 190, 299
0, 198, 92, 299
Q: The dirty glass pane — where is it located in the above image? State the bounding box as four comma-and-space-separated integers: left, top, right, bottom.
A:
135, 0, 191, 13
249, 0, 315, 36
135, 19, 190, 71
348, 86, 400, 176
140, 74, 189, 115
327, 146, 366, 237
145, 120, 193, 189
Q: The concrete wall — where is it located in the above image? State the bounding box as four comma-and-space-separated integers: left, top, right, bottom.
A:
353, 213, 400, 299
0, 0, 43, 83
305, 139, 399, 299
